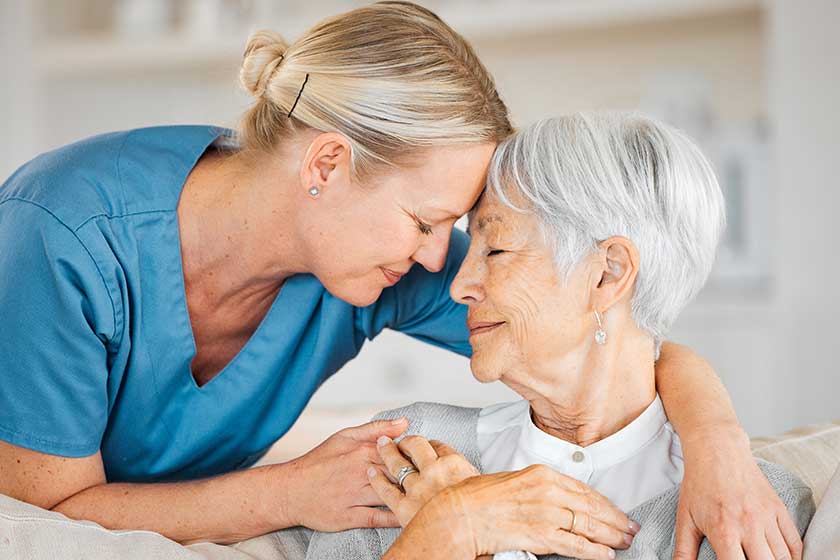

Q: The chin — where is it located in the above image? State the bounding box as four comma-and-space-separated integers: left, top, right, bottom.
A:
340, 288, 382, 307
469, 355, 504, 384
321, 279, 383, 307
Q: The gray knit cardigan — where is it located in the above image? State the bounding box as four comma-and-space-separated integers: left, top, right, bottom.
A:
275, 402, 815, 560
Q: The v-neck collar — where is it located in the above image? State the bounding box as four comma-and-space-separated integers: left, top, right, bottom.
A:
164, 126, 289, 392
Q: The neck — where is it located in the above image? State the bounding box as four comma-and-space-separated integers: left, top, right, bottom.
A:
177, 147, 307, 307
521, 323, 657, 447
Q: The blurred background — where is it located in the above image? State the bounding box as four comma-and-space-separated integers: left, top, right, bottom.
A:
1, 0, 837, 459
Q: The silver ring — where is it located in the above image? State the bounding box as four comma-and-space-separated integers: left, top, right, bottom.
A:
396, 465, 419, 492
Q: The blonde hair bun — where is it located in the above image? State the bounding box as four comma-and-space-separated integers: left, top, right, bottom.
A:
237, 2, 511, 177
240, 29, 289, 99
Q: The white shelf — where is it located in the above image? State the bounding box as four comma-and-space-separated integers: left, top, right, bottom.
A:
37, 34, 245, 77
36, 0, 761, 78
443, 0, 761, 38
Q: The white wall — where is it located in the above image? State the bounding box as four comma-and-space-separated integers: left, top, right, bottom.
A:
0, 2, 39, 180
765, 0, 840, 430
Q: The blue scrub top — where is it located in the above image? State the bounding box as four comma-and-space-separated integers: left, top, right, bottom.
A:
0, 125, 471, 483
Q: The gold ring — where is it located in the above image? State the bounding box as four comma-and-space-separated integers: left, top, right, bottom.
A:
568, 508, 578, 534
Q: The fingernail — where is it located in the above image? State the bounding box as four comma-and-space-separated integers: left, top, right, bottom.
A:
629, 520, 641, 534
377, 436, 391, 447
367, 467, 377, 478
390, 417, 407, 425
623, 533, 633, 547
608, 549, 616, 559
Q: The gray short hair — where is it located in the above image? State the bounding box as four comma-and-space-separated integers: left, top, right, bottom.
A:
487, 113, 725, 346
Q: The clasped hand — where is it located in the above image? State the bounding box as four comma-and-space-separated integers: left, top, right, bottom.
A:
370, 434, 637, 560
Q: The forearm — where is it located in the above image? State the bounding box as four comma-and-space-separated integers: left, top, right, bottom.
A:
51, 463, 294, 545
656, 341, 745, 442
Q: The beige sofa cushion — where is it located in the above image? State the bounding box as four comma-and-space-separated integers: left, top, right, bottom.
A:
802, 464, 840, 559
751, 421, 840, 506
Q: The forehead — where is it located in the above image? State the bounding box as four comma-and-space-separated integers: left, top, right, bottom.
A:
467, 190, 530, 235
400, 142, 497, 212
471, 211, 505, 234
412, 143, 495, 187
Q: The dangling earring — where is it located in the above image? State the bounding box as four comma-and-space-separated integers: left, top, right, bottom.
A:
594, 310, 607, 345
308, 186, 320, 197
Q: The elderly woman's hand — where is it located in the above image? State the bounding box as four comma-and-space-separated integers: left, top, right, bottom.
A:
369, 435, 480, 526
372, 437, 637, 560
673, 427, 803, 560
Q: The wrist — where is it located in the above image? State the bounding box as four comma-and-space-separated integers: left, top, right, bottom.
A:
263, 460, 303, 529
385, 497, 477, 560
681, 422, 750, 458
422, 487, 480, 558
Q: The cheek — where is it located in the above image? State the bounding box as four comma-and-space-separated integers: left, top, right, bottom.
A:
331, 190, 402, 248
488, 263, 549, 340
493, 265, 586, 360
337, 216, 418, 271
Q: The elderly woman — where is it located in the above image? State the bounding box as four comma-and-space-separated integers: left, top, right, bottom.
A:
298, 113, 814, 560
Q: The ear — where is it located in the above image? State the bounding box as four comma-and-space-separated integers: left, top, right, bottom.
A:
299, 132, 353, 196
589, 236, 640, 314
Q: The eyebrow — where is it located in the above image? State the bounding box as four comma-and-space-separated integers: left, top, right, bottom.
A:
467, 213, 504, 236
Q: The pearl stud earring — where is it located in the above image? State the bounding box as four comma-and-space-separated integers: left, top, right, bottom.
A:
594, 310, 607, 345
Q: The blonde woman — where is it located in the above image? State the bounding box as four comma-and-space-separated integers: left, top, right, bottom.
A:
0, 2, 799, 557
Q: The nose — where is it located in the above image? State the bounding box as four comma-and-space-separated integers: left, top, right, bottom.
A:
450, 250, 484, 305
412, 230, 451, 273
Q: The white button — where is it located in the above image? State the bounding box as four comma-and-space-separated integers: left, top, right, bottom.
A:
572, 451, 585, 463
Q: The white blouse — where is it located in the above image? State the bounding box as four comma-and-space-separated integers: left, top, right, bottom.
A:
477, 395, 684, 560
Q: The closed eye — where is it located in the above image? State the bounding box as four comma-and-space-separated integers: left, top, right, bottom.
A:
408, 211, 434, 236
416, 221, 433, 236
488, 249, 505, 256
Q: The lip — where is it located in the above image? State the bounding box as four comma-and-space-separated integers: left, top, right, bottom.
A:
380, 267, 405, 286
467, 321, 505, 336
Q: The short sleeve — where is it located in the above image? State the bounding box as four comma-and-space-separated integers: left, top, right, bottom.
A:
0, 199, 113, 457
355, 228, 471, 357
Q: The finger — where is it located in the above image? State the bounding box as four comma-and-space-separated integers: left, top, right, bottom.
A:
559, 486, 633, 536
346, 505, 401, 529
342, 418, 408, 442
368, 466, 405, 513
376, 436, 419, 490
706, 538, 746, 560
742, 531, 774, 560
364, 443, 386, 465
672, 503, 702, 560
554, 474, 633, 532
777, 511, 803, 560
547, 529, 616, 560
428, 439, 460, 458
766, 523, 794, 560
559, 508, 633, 551
354, 479, 388, 508
398, 435, 438, 471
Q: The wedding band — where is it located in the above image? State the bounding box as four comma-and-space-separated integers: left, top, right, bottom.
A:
568, 508, 578, 534
396, 465, 419, 492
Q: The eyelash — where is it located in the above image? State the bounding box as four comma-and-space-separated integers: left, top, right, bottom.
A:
416, 220, 433, 236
